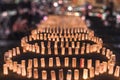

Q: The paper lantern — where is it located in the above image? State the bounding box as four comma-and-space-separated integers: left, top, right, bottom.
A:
49, 58, 53, 67
3, 64, 8, 75
74, 69, 79, 80
41, 58, 45, 68
27, 67, 32, 78
51, 70, 56, 80
42, 70, 47, 80
66, 70, 72, 80
33, 69, 38, 79
33, 58, 38, 68
64, 57, 69, 67
83, 69, 88, 79
72, 58, 76, 68
59, 69, 64, 80
56, 57, 61, 67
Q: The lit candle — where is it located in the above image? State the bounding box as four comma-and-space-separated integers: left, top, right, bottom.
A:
83, 69, 88, 79
41, 58, 45, 68
66, 70, 72, 80
56, 57, 61, 67
72, 58, 76, 68
114, 66, 120, 77
65, 42, 69, 48
34, 58, 38, 68
89, 67, 95, 78
59, 69, 64, 80
64, 57, 69, 67
80, 58, 84, 68
33, 69, 38, 79
51, 70, 56, 80
3, 64, 8, 75
74, 69, 79, 80
87, 59, 92, 69
42, 70, 47, 80
49, 58, 53, 67
27, 67, 32, 78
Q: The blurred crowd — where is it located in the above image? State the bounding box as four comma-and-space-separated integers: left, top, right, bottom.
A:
0, 0, 120, 39
0, 0, 54, 39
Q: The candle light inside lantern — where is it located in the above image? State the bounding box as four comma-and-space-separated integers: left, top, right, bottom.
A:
28, 59, 32, 69
59, 69, 64, 80
64, 57, 69, 67
54, 47, 58, 55
72, 58, 76, 68
34, 58, 38, 68
49, 58, 53, 67
21, 60, 25, 68
48, 48, 51, 55
21, 66, 26, 76
74, 69, 79, 80
66, 70, 72, 80
41, 58, 45, 68
42, 70, 47, 80
89, 67, 95, 78
3, 64, 8, 75
72, 42, 75, 48
12, 48, 16, 57
75, 47, 79, 55
41, 47, 45, 55
87, 59, 92, 69
61, 47, 65, 55
83, 69, 88, 79
27, 67, 32, 78
81, 46, 85, 55
108, 64, 114, 75
51, 70, 56, 80
17, 64, 21, 75
56, 57, 61, 67
16, 47, 20, 55
13, 61, 17, 72
33, 69, 38, 79
68, 47, 72, 55
80, 58, 84, 68
114, 66, 120, 77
